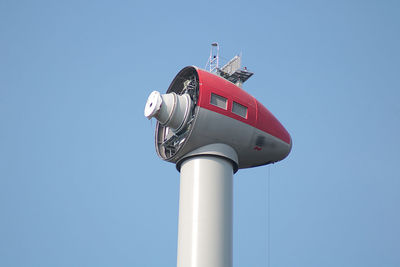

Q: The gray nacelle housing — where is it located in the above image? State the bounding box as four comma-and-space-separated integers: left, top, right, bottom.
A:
153, 66, 292, 172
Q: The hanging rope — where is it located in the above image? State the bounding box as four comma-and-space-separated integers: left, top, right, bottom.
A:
267, 165, 271, 267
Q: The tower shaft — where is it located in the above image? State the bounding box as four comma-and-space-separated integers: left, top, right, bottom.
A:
177, 155, 233, 267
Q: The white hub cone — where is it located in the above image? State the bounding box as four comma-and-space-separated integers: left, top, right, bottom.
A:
145, 91, 192, 132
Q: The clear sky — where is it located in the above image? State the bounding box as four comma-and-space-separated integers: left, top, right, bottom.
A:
1, 0, 399, 266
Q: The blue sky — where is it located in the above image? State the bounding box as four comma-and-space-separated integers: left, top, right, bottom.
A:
1, 0, 399, 266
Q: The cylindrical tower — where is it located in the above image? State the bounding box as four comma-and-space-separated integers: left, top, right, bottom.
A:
177, 155, 233, 267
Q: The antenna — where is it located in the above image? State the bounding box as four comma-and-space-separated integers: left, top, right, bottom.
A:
205, 42, 219, 72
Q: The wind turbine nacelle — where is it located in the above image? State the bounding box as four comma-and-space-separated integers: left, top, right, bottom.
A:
144, 66, 292, 172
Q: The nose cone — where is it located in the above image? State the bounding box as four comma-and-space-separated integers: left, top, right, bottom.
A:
144, 91, 163, 119
144, 91, 193, 133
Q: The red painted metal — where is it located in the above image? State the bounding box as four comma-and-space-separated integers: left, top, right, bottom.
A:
197, 69, 291, 145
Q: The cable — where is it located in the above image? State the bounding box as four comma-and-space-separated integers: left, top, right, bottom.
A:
267, 165, 271, 267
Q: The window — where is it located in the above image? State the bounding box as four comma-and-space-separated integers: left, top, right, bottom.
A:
232, 101, 248, 118
210, 93, 227, 109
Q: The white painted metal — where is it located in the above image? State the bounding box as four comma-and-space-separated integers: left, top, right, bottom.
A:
178, 143, 238, 171
144, 91, 192, 132
177, 154, 233, 267
144, 91, 163, 119
220, 55, 241, 75
205, 42, 220, 73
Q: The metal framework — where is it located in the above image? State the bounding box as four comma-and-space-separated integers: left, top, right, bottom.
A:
206, 43, 254, 87
205, 42, 220, 73
218, 55, 253, 87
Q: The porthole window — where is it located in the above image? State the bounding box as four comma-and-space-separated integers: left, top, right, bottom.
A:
232, 101, 248, 118
210, 93, 227, 110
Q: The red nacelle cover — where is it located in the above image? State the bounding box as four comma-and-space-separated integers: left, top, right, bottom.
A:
196, 69, 291, 145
